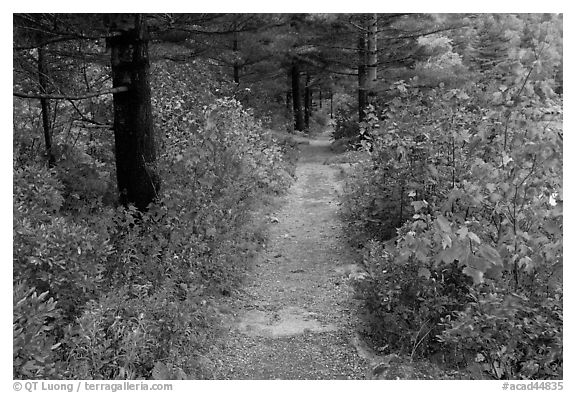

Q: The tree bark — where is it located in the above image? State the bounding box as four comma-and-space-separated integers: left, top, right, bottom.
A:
233, 30, 240, 84
330, 90, 333, 119
367, 14, 378, 105
291, 60, 305, 131
286, 68, 292, 111
357, 32, 368, 122
319, 90, 322, 108
107, 14, 159, 210
37, 45, 56, 167
304, 73, 311, 129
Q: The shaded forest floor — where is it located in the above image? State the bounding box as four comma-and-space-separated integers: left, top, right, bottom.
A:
206, 130, 371, 379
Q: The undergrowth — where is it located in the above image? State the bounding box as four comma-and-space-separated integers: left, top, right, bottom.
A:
342, 56, 562, 380
13, 59, 296, 379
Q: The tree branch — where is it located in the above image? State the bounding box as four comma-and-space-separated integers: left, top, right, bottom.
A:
394, 25, 466, 41
13, 86, 129, 101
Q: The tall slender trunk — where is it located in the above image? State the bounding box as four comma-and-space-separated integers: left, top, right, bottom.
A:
233, 31, 240, 84
310, 87, 314, 111
367, 13, 378, 104
107, 14, 159, 210
319, 90, 322, 108
304, 73, 311, 129
286, 68, 292, 111
37, 46, 55, 167
291, 60, 304, 131
330, 90, 333, 119
358, 33, 368, 123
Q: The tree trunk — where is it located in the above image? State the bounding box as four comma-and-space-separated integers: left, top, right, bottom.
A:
286, 90, 292, 111
358, 33, 368, 122
367, 13, 378, 104
291, 60, 305, 131
233, 31, 240, 84
107, 14, 159, 210
37, 46, 55, 167
304, 73, 311, 130
286, 68, 292, 111
330, 90, 333, 119
319, 90, 322, 108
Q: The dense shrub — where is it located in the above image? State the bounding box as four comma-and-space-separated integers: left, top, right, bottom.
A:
344, 51, 562, 378
13, 57, 295, 379
440, 290, 562, 379
13, 164, 112, 319
13, 282, 61, 379
64, 285, 222, 379
355, 241, 472, 358
332, 93, 360, 140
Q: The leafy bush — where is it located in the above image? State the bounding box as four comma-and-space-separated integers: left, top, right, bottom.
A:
355, 241, 472, 359
65, 284, 221, 379
332, 93, 360, 140
344, 48, 562, 379
14, 57, 295, 379
440, 291, 562, 379
13, 282, 61, 379
14, 164, 112, 319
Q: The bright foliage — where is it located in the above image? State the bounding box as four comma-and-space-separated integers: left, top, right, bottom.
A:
342, 14, 562, 379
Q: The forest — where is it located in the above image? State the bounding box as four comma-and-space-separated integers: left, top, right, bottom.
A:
13, 13, 562, 380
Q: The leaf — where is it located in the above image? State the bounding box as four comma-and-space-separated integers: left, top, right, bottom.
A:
466, 254, 492, 273
467, 231, 481, 244
412, 200, 428, 212
456, 91, 470, 100
543, 221, 560, 236
427, 164, 439, 178
518, 256, 535, 273
415, 250, 429, 263
492, 91, 503, 104
436, 243, 464, 264
463, 266, 484, 285
502, 153, 514, 166
436, 216, 452, 233
456, 227, 469, 240
478, 244, 502, 266
175, 368, 188, 380
441, 233, 452, 249
152, 361, 170, 380
418, 267, 431, 280
489, 192, 501, 203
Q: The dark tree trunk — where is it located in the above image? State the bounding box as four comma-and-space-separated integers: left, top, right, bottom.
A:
367, 13, 378, 105
286, 90, 292, 110
37, 46, 55, 167
107, 14, 159, 210
286, 68, 292, 111
330, 90, 333, 119
310, 88, 314, 110
291, 60, 305, 131
233, 31, 240, 84
319, 90, 322, 108
304, 73, 311, 129
358, 33, 368, 123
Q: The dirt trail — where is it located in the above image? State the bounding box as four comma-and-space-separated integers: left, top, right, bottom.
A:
211, 130, 368, 379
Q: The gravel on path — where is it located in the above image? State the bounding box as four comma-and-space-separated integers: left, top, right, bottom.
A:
209, 131, 370, 380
